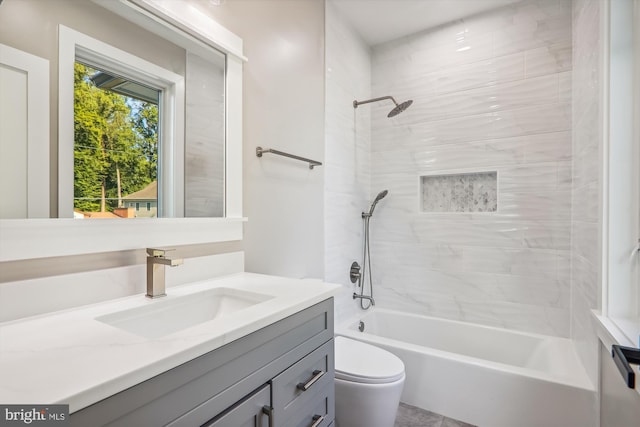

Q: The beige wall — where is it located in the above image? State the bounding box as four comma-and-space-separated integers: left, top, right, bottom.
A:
207, 0, 326, 279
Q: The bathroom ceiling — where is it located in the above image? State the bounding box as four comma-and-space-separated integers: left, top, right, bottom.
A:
331, 0, 522, 46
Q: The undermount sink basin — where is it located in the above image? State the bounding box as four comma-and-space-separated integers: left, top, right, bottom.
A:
96, 287, 273, 339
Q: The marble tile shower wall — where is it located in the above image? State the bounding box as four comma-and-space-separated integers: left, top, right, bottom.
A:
571, 0, 602, 386
369, 0, 573, 336
324, 1, 372, 322
185, 52, 225, 217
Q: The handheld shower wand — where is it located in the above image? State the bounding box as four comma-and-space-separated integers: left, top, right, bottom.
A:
354, 190, 389, 310
362, 190, 388, 218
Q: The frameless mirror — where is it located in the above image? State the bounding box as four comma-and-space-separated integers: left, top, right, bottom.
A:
0, 0, 244, 261
0, 0, 229, 219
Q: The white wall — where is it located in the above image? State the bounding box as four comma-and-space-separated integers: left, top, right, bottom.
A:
0, 250, 243, 322
208, 0, 326, 279
324, 1, 372, 323
571, 0, 604, 390
367, 0, 573, 336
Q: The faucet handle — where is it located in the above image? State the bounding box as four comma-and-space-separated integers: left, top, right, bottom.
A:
146, 247, 175, 257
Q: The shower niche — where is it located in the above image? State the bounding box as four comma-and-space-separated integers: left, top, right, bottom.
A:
420, 171, 497, 213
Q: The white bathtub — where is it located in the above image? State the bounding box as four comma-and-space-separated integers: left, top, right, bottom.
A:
337, 309, 596, 427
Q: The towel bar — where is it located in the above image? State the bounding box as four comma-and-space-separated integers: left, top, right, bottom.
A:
256, 147, 322, 170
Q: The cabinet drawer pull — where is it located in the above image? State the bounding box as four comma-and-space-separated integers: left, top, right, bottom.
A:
262, 405, 274, 427
310, 414, 325, 427
297, 370, 325, 391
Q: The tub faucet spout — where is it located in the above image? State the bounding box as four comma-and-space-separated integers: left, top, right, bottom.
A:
146, 248, 183, 298
353, 293, 375, 306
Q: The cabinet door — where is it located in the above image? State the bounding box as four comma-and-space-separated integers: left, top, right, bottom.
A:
203, 384, 271, 427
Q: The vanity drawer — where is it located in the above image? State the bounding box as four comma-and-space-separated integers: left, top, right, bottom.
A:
201, 383, 271, 427
285, 383, 334, 427
272, 339, 334, 425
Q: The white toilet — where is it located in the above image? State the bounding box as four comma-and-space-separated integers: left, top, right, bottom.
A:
334, 336, 405, 427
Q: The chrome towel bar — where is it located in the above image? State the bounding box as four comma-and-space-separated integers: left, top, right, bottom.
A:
256, 146, 322, 170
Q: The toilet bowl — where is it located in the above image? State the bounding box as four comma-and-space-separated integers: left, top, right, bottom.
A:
334, 336, 405, 427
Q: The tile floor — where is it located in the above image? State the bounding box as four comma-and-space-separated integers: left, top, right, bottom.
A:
394, 403, 477, 427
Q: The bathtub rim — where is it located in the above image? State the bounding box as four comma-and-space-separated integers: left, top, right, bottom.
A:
336, 308, 595, 392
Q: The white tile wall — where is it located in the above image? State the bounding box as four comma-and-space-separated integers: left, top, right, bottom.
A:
368, 0, 573, 336
324, 1, 372, 324
185, 52, 225, 218
571, 0, 603, 390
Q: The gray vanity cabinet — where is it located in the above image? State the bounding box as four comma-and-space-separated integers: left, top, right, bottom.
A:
70, 298, 334, 427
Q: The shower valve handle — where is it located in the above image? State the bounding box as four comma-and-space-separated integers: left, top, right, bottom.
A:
349, 262, 361, 284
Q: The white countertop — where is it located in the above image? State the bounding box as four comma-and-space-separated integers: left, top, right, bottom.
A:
0, 273, 339, 412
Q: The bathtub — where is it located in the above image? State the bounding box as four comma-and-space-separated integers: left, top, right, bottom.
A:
337, 309, 596, 427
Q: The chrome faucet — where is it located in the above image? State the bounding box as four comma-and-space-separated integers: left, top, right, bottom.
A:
146, 248, 183, 298
353, 293, 375, 306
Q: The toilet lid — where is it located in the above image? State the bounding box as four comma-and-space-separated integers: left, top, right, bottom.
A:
334, 336, 405, 384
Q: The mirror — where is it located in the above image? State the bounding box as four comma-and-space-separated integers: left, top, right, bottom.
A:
0, 0, 245, 261
0, 0, 232, 219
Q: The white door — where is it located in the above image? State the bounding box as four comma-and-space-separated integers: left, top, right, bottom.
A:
0, 43, 49, 218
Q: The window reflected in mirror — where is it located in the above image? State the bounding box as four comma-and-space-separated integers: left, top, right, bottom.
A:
73, 62, 160, 219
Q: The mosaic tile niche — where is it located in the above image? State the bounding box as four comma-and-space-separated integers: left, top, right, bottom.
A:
421, 172, 497, 213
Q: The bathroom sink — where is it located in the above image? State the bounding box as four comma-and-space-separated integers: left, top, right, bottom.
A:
96, 287, 273, 339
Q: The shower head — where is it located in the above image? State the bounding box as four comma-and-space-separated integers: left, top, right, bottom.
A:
365, 190, 389, 217
388, 100, 413, 118
353, 96, 413, 118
